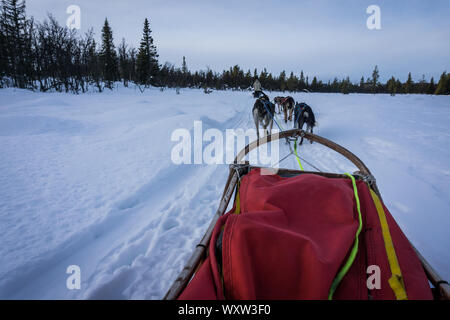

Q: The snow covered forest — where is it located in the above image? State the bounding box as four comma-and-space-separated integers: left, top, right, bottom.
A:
1, 0, 450, 95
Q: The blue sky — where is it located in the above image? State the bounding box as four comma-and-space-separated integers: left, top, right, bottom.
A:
26, 0, 450, 82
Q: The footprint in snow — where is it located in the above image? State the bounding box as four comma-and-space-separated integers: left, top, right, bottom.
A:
162, 218, 180, 231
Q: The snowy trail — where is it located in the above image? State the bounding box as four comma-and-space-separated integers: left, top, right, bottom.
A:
0, 87, 255, 299
0, 87, 449, 299
82, 108, 252, 299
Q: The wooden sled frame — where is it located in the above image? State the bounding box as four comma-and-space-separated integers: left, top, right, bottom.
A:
164, 129, 450, 300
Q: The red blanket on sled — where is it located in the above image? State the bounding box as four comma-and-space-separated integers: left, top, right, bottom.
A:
179, 169, 432, 300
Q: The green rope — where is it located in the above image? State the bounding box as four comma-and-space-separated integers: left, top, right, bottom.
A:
272, 113, 305, 171
270, 112, 305, 171
328, 173, 363, 300
293, 140, 304, 171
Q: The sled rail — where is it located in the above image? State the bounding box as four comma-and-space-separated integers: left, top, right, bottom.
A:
163, 166, 241, 300
234, 129, 381, 196
412, 246, 450, 300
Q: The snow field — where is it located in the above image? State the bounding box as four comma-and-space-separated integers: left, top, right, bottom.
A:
0, 86, 449, 298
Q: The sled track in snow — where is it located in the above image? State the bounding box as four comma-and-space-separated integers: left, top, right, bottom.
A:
0, 103, 251, 299
82, 106, 253, 299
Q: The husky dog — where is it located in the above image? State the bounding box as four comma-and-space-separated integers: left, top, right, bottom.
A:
294, 102, 316, 145
280, 96, 295, 123
253, 92, 275, 139
273, 96, 285, 114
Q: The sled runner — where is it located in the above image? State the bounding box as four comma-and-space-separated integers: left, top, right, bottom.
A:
164, 129, 450, 300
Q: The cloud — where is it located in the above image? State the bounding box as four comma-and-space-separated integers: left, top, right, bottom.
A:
24, 0, 450, 82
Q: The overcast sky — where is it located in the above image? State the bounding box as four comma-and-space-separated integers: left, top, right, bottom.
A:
26, 0, 450, 82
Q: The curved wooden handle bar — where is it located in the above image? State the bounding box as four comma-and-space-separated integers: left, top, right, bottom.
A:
234, 129, 372, 176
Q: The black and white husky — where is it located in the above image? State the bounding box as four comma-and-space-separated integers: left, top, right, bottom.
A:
294, 102, 317, 144
253, 92, 275, 139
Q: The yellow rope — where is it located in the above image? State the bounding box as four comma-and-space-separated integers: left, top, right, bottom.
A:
369, 189, 408, 300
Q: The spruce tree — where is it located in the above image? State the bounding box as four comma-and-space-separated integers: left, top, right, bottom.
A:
180, 56, 188, 87
359, 76, 365, 92
404, 72, 413, 94
340, 77, 350, 94
331, 78, 339, 92
259, 68, 268, 89
99, 18, 118, 89
371, 65, 379, 93
299, 70, 305, 90
266, 73, 273, 91
181, 56, 188, 74
311, 76, 318, 92
387, 76, 396, 96
434, 72, 448, 95
136, 18, 159, 87
286, 71, 297, 92
244, 69, 252, 89
418, 74, 427, 94
427, 77, 435, 94
395, 79, 402, 94
279, 70, 286, 91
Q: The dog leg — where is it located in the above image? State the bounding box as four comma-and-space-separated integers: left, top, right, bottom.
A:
262, 123, 268, 137
253, 111, 260, 140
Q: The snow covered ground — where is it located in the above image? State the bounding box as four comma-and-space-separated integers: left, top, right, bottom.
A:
0, 86, 449, 299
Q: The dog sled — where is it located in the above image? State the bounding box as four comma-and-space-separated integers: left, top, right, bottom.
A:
164, 129, 450, 300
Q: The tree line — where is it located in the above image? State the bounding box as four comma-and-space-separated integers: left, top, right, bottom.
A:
1, 0, 449, 95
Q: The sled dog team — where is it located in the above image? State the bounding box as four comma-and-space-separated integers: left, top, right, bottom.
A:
252, 91, 317, 143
